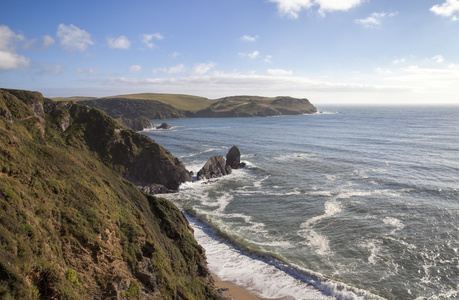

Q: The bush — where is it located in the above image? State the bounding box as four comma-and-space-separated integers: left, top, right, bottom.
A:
65, 268, 81, 289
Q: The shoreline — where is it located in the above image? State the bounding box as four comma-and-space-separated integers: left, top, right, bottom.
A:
212, 274, 264, 300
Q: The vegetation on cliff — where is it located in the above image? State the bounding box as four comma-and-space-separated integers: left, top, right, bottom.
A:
0, 89, 220, 299
55, 93, 317, 130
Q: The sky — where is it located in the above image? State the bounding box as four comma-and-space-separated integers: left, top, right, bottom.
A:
1, 0, 459, 105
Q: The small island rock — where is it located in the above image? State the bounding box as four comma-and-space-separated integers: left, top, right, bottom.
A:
226, 145, 246, 169
157, 122, 172, 129
197, 155, 232, 180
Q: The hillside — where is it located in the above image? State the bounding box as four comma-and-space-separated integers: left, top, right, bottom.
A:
0, 89, 221, 299
56, 93, 317, 130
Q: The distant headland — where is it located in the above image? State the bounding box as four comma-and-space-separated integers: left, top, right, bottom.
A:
53, 93, 317, 131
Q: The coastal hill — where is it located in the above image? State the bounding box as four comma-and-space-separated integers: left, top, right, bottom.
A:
0, 89, 222, 299
55, 93, 317, 130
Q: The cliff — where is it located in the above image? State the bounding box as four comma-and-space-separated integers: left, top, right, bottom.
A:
57, 93, 317, 130
0, 89, 220, 299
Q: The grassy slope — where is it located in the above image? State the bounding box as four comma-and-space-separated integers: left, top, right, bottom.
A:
0, 89, 220, 300
104, 93, 212, 112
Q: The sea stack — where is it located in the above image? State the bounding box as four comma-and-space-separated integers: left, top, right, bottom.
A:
197, 155, 232, 180
226, 145, 246, 169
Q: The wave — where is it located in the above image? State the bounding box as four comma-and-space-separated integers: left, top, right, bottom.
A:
272, 152, 318, 162
187, 213, 386, 300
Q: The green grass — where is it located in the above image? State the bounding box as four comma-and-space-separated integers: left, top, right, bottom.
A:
0, 88, 222, 300
105, 93, 213, 112
52, 96, 98, 102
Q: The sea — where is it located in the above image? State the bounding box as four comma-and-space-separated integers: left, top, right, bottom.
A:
142, 105, 459, 300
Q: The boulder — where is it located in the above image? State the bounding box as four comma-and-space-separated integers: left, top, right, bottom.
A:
197, 155, 232, 180
226, 145, 246, 169
157, 122, 171, 130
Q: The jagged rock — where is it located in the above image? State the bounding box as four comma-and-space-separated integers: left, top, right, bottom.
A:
135, 257, 158, 291
197, 155, 232, 180
226, 145, 246, 169
156, 122, 171, 130
139, 184, 175, 195
120, 116, 154, 131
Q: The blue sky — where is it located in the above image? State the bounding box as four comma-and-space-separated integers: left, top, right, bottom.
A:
1, 0, 458, 105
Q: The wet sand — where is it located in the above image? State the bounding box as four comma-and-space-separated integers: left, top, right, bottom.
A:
212, 274, 262, 300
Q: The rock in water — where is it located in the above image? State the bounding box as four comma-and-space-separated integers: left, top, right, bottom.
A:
157, 122, 171, 129
226, 145, 246, 169
197, 155, 232, 180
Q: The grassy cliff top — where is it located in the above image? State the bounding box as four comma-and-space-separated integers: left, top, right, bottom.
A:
104, 93, 212, 112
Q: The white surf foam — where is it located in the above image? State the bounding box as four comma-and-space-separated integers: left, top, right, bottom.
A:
298, 199, 342, 256
273, 152, 318, 162
189, 216, 385, 300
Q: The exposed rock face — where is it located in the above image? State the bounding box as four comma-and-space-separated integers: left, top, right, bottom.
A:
139, 184, 175, 195
156, 122, 171, 129
197, 155, 232, 180
226, 145, 246, 169
66, 104, 192, 191
119, 116, 154, 131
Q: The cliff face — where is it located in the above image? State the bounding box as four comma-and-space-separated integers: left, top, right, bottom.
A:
0, 89, 218, 300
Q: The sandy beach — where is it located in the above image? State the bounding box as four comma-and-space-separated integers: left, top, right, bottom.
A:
212, 274, 263, 300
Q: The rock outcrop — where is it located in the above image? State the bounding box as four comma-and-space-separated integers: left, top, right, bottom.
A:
197, 155, 232, 180
156, 122, 171, 129
226, 145, 246, 169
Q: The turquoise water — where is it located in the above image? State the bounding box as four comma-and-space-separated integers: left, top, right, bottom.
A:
143, 106, 459, 299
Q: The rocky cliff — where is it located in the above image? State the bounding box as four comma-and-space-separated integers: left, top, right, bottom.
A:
0, 89, 220, 300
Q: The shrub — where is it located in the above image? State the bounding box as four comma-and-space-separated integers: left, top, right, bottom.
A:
65, 268, 81, 289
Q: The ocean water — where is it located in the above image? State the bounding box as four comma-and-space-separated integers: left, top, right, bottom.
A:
142, 106, 459, 300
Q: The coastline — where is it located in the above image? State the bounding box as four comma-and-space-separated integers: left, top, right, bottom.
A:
212, 274, 264, 300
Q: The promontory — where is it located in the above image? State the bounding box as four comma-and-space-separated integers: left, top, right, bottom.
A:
54, 93, 318, 131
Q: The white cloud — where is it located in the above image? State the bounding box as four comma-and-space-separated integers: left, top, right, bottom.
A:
430, 0, 459, 20
432, 55, 445, 63
239, 51, 272, 63
141, 33, 164, 48
270, 0, 363, 18
315, 0, 363, 13
153, 64, 186, 74
170, 51, 180, 58
167, 64, 186, 74
248, 50, 260, 59
269, 0, 313, 18
0, 25, 30, 70
355, 11, 398, 28
267, 68, 293, 76
190, 62, 215, 75
43, 35, 55, 48
241, 35, 259, 42
57, 24, 94, 52
107, 35, 131, 49
129, 64, 142, 72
